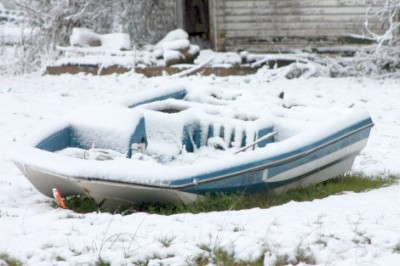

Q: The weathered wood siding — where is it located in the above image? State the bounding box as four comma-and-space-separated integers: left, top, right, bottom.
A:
209, 0, 386, 52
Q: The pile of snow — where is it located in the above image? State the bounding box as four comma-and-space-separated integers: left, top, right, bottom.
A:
152, 29, 200, 66
62, 28, 339, 72
56, 29, 203, 68
70, 27, 131, 51
195, 50, 243, 67
0, 26, 35, 45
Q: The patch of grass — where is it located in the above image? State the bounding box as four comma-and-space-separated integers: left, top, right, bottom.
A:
191, 247, 264, 266
95, 257, 110, 266
51, 195, 99, 213
130, 174, 397, 215
197, 244, 212, 253
55, 255, 66, 261
0, 252, 23, 266
294, 246, 316, 265
314, 238, 327, 248
273, 254, 290, 266
158, 235, 175, 248
66, 195, 99, 213
393, 241, 400, 253
55, 174, 397, 215
271, 246, 316, 266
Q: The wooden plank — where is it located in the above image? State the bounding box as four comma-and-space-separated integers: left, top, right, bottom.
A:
222, 0, 386, 5
212, 0, 386, 52
223, 42, 365, 54
225, 34, 376, 43
217, 15, 380, 24
221, 25, 385, 35
224, 30, 378, 38
223, 35, 376, 52
46, 66, 131, 75
216, 7, 376, 16
220, 21, 369, 31
222, 0, 380, 8
46, 65, 258, 77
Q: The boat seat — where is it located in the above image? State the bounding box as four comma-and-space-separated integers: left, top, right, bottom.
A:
125, 117, 147, 158
182, 118, 274, 153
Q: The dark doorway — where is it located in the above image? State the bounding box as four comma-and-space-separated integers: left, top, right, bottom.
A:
184, 0, 210, 47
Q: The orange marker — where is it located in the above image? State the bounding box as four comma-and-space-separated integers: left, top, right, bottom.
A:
52, 188, 67, 209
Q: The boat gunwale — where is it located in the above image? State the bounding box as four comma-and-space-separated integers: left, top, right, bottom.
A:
19, 121, 374, 191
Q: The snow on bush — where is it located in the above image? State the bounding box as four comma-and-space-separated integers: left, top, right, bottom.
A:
353, 0, 400, 76
69, 28, 101, 47
70, 28, 131, 50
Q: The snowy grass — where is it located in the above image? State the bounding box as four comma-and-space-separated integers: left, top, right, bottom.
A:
192, 247, 265, 266
60, 173, 397, 215
130, 174, 398, 215
1, 74, 400, 265
0, 252, 22, 266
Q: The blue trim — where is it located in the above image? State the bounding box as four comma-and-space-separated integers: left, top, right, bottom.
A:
36, 127, 72, 152
36, 117, 148, 158
71, 120, 372, 195
183, 152, 357, 194
128, 89, 187, 108
171, 118, 372, 187
126, 117, 147, 158
257, 127, 274, 147
267, 126, 369, 178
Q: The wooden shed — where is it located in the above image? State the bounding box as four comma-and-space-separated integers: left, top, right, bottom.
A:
172, 0, 386, 53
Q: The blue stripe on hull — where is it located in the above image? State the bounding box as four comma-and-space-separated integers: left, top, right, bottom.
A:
267, 125, 370, 179
180, 121, 372, 194
183, 152, 357, 194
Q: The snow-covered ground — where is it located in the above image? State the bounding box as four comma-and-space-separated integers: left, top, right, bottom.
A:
1, 72, 400, 265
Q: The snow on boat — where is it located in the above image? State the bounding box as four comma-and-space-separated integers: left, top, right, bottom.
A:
9, 85, 374, 209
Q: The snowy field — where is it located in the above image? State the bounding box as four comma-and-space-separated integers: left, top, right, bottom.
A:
1, 72, 400, 265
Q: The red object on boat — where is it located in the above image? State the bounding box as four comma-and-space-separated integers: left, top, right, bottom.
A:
52, 188, 67, 209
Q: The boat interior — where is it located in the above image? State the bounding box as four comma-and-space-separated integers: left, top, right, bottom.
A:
36, 88, 286, 165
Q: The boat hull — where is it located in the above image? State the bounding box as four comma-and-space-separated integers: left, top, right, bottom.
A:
13, 136, 369, 208
9, 86, 374, 209
14, 162, 198, 208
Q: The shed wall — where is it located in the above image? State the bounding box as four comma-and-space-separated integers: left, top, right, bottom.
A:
209, 0, 386, 52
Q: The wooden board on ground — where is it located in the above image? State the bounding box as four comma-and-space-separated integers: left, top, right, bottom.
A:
46, 65, 259, 77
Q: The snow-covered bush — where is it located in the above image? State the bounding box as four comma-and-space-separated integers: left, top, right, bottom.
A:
6, 0, 179, 74
353, 0, 400, 76
8, 0, 119, 73
69, 28, 131, 50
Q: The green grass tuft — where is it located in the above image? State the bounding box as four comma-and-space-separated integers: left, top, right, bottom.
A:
0, 252, 23, 266
191, 247, 264, 266
57, 174, 397, 215
95, 257, 111, 266
130, 174, 397, 215
54, 195, 99, 213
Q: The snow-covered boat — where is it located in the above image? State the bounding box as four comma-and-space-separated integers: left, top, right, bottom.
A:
9, 86, 374, 209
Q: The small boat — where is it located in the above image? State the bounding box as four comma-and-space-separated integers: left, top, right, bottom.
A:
9, 85, 374, 209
